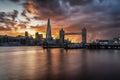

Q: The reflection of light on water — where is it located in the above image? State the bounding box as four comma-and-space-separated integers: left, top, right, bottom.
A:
1, 47, 120, 80
113, 50, 120, 59
114, 50, 119, 54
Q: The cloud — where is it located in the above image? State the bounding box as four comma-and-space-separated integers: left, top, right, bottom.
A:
0, 10, 19, 31
12, 10, 18, 21
10, 0, 20, 2
22, 0, 120, 40
0, 10, 18, 21
21, 10, 30, 21
0, 26, 11, 31
6, 0, 120, 41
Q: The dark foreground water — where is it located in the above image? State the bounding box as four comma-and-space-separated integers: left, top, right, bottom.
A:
0, 47, 120, 80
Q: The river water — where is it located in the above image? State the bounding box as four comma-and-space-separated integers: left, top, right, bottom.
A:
0, 47, 120, 80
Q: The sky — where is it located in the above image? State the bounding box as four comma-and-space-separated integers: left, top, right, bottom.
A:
0, 0, 120, 42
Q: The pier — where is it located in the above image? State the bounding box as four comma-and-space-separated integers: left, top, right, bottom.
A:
64, 43, 120, 49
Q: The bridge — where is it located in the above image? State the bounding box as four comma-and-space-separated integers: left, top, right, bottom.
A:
65, 32, 82, 35
59, 28, 87, 44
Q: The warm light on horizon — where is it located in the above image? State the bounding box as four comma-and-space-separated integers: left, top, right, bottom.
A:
17, 28, 37, 38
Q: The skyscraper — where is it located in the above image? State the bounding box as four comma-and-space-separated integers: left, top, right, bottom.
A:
46, 18, 52, 40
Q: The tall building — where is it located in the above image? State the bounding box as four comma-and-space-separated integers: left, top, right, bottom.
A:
25, 31, 28, 37
46, 18, 52, 40
35, 32, 43, 45
35, 32, 39, 39
82, 27, 87, 44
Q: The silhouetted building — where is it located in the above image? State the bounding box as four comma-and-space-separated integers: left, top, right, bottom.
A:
35, 32, 39, 39
46, 18, 52, 41
82, 27, 87, 44
59, 28, 65, 44
35, 32, 43, 45
25, 31, 28, 37
95, 40, 114, 45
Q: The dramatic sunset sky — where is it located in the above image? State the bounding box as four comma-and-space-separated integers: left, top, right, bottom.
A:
0, 0, 120, 42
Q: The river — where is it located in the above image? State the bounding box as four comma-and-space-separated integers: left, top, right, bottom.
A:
0, 47, 120, 80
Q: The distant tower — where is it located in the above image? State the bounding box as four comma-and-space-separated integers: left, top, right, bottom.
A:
25, 31, 29, 45
46, 18, 52, 40
59, 28, 64, 43
82, 27, 87, 44
35, 32, 39, 39
25, 31, 28, 37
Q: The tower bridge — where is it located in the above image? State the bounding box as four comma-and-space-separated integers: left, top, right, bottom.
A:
59, 28, 87, 44
65, 32, 82, 35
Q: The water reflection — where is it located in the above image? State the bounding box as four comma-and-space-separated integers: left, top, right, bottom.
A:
0, 47, 120, 80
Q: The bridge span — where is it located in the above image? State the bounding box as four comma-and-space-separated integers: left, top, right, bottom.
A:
65, 32, 82, 35
59, 28, 87, 44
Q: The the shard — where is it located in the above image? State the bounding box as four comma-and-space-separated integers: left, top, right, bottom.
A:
46, 18, 52, 40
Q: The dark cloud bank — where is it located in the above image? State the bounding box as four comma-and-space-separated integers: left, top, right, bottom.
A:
2, 0, 120, 41
0, 10, 18, 31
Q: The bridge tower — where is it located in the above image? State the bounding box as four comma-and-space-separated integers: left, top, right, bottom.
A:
82, 27, 87, 44
59, 28, 65, 43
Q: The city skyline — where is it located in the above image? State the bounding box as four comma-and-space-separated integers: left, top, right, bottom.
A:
0, 0, 120, 42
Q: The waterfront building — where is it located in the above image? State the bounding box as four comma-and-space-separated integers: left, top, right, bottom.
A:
35, 32, 43, 45
25, 31, 28, 37
46, 18, 52, 41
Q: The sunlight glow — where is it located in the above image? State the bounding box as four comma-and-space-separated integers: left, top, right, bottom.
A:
28, 20, 47, 26
18, 29, 36, 36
